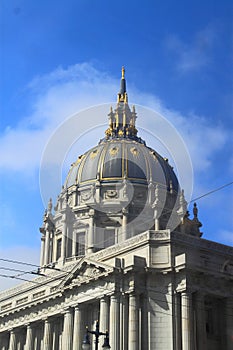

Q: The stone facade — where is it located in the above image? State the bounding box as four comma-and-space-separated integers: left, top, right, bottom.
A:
0, 231, 233, 350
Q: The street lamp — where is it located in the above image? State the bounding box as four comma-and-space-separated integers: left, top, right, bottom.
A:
82, 320, 111, 350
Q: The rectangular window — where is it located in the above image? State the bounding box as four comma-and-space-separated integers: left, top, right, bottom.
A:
104, 229, 115, 248
76, 232, 85, 256
56, 238, 62, 260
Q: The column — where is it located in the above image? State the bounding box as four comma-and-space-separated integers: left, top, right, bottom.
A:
87, 209, 94, 254
44, 225, 50, 265
9, 330, 16, 350
25, 324, 33, 350
100, 297, 110, 334
195, 292, 207, 350
174, 293, 182, 350
72, 306, 82, 350
154, 217, 160, 231
43, 319, 52, 350
140, 294, 148, 350
72, 231, 77, 257
181, 292, 193, 350
120, 294, 128, 350
226, 298, 233, 350
62, 308, 73, 350
122, 208, 128, 241
40, 232, 45, 266
61, 221, 67, 261
110, 294, 120, 350
0, 334, 8, 350
52, 322, 60, 350
128, 293, 139, 350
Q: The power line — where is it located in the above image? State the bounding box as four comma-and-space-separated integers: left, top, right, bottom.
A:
189, 181, 233, 203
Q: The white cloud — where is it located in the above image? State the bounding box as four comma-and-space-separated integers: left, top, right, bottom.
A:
165, 26, 216, 73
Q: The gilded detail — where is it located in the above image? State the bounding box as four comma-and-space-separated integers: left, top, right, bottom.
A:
130, 147, 139, 157
109, 146, 119, 156
90, 149, 98, 159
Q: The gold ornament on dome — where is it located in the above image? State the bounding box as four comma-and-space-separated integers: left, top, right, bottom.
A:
130, 147, 139, 157
77, 154, 85, 163
105, 128, 112, 137
118, 129, 124, 137
90, 149, 98, 159
109, 146, 119, 157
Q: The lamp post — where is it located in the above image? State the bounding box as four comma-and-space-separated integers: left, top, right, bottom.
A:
82, 320, 110, 350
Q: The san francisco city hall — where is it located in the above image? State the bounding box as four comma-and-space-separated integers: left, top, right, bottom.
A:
0, 69, 233, 350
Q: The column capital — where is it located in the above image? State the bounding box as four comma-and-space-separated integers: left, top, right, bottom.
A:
62, 306, 73, 315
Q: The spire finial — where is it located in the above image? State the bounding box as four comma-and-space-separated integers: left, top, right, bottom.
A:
118, 66, 127, 102
121, 66, 125, 79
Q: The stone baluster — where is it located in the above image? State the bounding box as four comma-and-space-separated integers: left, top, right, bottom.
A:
62, 308, 73, 350
25, 324, 33, 350
9, 330, 17, 350
72, 306, 82, 350
43, 319, 52, 350
128, 292, 139, 350
110, 294, 120, 350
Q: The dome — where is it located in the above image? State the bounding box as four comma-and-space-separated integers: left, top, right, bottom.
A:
65, 138, 179, 193
65, 66, 179, 194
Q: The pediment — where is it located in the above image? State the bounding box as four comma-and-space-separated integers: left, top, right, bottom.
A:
58, 258, 115, 289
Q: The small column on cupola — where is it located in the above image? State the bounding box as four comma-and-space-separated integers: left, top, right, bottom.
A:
152, 184, 160, 230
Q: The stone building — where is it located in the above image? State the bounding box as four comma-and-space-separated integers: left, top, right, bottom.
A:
0, 69, 232, 350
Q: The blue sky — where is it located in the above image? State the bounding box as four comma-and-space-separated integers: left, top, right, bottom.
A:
0, 0, 232, 289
